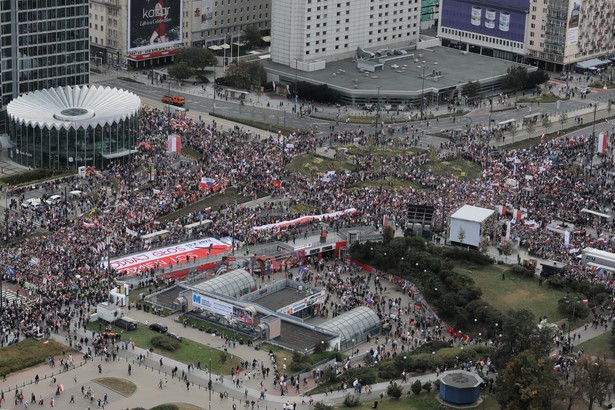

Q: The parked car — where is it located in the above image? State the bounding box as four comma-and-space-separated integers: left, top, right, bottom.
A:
167, 332, 182, 341
46, 195, 63, 205
116, 317, 138, 331
149, 323, 168, 333
21, 198, 43, 209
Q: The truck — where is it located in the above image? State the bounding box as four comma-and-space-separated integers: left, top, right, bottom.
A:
162, 95, 185, 107
95, 302, 124, 323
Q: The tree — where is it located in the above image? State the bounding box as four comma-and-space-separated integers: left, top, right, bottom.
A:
462, 81, 481, 101
422, 382, 433, 393
383, 225, 395, 244
509, 123, 518, 142
176, 47, 218, 73
494, 308, 554, 369
501, 240, 513, 262
527, 69, 550, 89
224, 61, 266, 90
457, 227, 466, 244
575, 355, 615, 410
504, 66, 529, 92
525, 122, 535, 138
241, 24, 262, 49
496, 350, 557, 410
542, 116, 552, 136
167, 61, 194, 82
559, 112, 568, 131
386, 383, 403, 399
410, 380, 422, 395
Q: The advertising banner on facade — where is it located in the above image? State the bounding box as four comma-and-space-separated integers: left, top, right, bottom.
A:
128, 0, 183, 52
440, 0, 530, 43
192, 293, 234, 318
566, 0, 581, 46
192, 0, 214, 31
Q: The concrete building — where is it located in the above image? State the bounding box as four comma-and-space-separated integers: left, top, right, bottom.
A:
437, 0, 615, 73
271, 0, 422, 70
526, 0, 615, 72
0, 0, 90, 110
89, 0, 271, 69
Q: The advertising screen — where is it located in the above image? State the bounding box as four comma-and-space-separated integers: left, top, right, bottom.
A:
441, 0, 530, 43
192, 0, 214, 31
128, 0, 183, 52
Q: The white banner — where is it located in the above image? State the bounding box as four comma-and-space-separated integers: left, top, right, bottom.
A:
252, 208, 357, 232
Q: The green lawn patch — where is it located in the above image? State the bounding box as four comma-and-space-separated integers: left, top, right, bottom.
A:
575, 331, 614, 360
517, 93, 562, 103
423, 157, 482, 180
86, 322, 240, 374
178, 314, 254, 342
351, 178, 420, 190
0, 339, 67, 377
289, 204, 317, 214
345, 394, 499, 410
456, 264, 568, 323
158, 188, 259, 223
287, 153, 355, 176
94, 377, 137, 396
181, 147, 202, 160
345, 147, 424, 157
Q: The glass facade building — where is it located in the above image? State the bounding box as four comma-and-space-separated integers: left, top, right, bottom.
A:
1, 0, 90, 111
7, 85, 140, 170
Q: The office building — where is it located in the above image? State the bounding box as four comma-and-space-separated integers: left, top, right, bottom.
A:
0, 0, 90, 110
90, 0, 271, 69
526, 0, 615, 72
270, 0, 422, 69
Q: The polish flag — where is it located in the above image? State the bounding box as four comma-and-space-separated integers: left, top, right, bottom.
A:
167, 135, 181, 153
597, 132, 608, 155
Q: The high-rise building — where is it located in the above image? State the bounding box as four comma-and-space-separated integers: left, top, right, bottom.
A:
271, 0, 422, 68
0, 0, 90, 109
437, 0, 615, 72
526, 0, 615, 72
89, 0, 271, 69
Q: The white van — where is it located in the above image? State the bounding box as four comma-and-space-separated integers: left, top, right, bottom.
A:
46, 195, 63, 205
21, 198, 43, 209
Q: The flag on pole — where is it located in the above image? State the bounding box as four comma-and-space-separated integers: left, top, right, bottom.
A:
597, 132, 608, 155
540, 133, 546, 142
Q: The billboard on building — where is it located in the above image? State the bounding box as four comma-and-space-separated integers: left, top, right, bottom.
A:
128, 0, 183, 52
566, 0, 581, 46
192, 0, 214, 31
440, 0, 530, 43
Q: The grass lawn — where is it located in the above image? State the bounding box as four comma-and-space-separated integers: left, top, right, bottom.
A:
289, 203, 317, 214
423, 157, 483, 181
151, 404, 204, 410
517, 93, 562, 103
158, 188, 259, 223
94, 377, 137, 396
345, 146, 424, 157
86, 322, 240, 374
287, 153, 355, 176
575, 331, 614, 360
345, 393, 499, 410
351, 178, 421, 190
456, 264, 568, 323
260, 342, 295, 368
0, 339, 67, 377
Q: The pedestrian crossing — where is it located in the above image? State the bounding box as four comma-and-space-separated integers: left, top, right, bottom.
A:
0, 288, 28, 306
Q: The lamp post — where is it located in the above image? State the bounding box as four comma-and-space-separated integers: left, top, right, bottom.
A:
375, 86, 381, 139
417, 61, 437, 120
294, 59, 299, 114
208, 347, 212, 410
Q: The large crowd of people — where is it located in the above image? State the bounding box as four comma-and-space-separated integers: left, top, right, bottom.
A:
0, 103, 614, 360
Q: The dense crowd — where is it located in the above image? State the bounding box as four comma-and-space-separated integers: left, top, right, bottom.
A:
1, 104, 615, 352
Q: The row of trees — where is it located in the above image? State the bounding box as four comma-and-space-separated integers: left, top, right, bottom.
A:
350, 236, 615, 409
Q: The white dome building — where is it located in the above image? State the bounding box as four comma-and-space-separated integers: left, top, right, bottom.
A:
7, 85, 141, 170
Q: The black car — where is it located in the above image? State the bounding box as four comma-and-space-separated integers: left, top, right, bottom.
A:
149, 323, 168, 333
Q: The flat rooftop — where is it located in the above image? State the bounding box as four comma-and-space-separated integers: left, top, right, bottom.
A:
254, 287, 309, 311
264, 46, 529, 99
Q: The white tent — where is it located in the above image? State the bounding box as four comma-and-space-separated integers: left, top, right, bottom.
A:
448, 205, 494, 248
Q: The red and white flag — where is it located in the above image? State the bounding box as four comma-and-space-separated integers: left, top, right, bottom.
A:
167, 135, 181, 153
597, 132, 608, 155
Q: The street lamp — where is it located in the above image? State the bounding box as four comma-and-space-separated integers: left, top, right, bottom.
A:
208, 347, 212, 410
294, 59, 299, 114
375, 86, 381, 138
417, 61, 438, 120
564, 296, 581, 351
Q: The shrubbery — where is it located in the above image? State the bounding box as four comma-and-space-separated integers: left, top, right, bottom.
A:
387, 383, 403, 399
0, 168, 75, 187
411, 380, 422, 395
151, 335, 180, 352
343, 394, 360, 407
508, 265, 535, 279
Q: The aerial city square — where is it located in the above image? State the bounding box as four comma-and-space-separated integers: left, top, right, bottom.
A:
0, 0, 615, 409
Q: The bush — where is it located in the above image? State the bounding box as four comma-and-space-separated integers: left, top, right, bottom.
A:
387, 383, 403, 399
343, 394, 360, 407
411, 380, 422, 395
342, 367, 378, 385
422, 382, 433, 393
150, 335, 180, 352
442, 247, 494, 266
150, 405, 179, 410
0, 168, 75, 187
509, 265, 535, 279
314, 403, 334, 410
